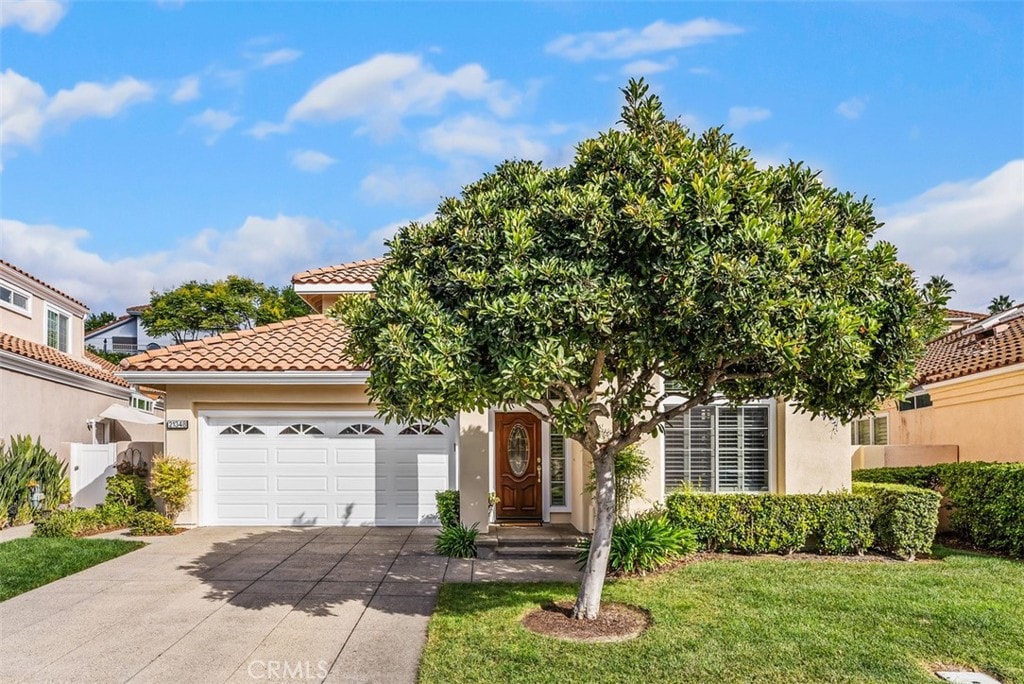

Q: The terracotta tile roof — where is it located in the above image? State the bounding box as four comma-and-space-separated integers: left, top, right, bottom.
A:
292, 257, 385, 286
84, 314, 133, 337
120, 315, 363, 372
918, 305, 1024, 384
0, 332, 129, 387
944, 308, 986, 321
0, 259, 87, 309
126, 304, 149, 313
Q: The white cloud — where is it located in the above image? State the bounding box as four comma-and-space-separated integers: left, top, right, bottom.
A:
256, 48, 302, 68
621, 57, 677, 76
0, 214, 346, 312
836, 96, 868, 120
46, 77, 154, 121
0, 69, 153, 157
290, 149, 336, 173
359, 166, 446, 205
0, 69, 48, 146
0, 0, 66, 34
546, 18, 743, 61
688, 66, 714, 76
727, 105, 771, 129
880, 160, 1024, 311
171, 76, 201, 103
421, 115, 548, 161
186, 108, 239, 144
251, 53, 519, 139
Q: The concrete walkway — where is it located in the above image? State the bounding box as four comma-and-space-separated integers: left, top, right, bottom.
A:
0, 526, 579, 683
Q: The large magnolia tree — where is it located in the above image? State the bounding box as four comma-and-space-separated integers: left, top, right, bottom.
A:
337, 80, 947, 619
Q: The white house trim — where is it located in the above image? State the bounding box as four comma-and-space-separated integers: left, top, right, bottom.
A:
119, 370, 371, 385
293, 283, 374, 294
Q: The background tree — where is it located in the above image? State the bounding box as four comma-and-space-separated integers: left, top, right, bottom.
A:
337, 80, 947, 620
141, 277, 311, 344
989, 294, 1016, 313
84, 311, 117, 332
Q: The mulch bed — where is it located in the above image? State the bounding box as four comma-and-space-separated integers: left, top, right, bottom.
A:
522, 601, 651, 642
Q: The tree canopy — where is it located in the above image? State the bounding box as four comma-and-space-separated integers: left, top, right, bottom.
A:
141, 276, 311, 344
336, 79, 946, 618
84, 311, 117, 332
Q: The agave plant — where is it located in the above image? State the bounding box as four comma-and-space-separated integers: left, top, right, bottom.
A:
0, 435, 69, 526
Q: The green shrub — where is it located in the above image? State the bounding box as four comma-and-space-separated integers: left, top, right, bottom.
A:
666, 492, 875, 556
578, 514, 697, 575
150, 456, 193, 522
98, 502, 137, 528
854, 462, 1024, 557
941, 462, 1024, 557
32, 508, 104, 538
585, 444, 652, 520
105, 474, 154, 511
0, 435, 69, 523
434, 522, 478, 558
852, 482, 940, 560
435, 489, 460, 528
129, 511, 176, 536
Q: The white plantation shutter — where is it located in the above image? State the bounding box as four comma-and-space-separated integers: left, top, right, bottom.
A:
665, 403, 771, 493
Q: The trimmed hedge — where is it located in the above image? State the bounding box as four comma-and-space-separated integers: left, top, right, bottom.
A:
852, 482, 940, 560
33, 503, 146, 538
854, 463, 1024, 557
665, 493, 875, 556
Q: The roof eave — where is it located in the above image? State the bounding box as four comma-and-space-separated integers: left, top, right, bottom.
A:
118, 370, 370, 385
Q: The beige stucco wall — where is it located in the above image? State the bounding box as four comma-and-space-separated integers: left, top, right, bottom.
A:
159, 383, 375, 525
0, 368, 160, 455
882, 367, 1024, 463
457, 410, 491, 530
851, 444, 959, 470
775, 400, 853, 494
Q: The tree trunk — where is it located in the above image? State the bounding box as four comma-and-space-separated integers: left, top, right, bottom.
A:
573, 449, 616, 620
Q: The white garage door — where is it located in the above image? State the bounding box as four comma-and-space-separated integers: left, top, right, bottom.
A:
201, 414, 452, 526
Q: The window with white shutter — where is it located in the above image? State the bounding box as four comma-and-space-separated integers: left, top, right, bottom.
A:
665, 402, 771, 493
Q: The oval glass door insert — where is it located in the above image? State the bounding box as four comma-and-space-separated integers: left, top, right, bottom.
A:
507, 424, 529, 476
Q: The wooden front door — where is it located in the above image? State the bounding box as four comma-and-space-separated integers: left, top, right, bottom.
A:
495, 412, 542, 520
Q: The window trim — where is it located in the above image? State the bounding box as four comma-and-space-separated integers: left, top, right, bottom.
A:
0, 279, 32, 316
547, 429, 570, 511
43, 303, 73, 353
130, 393, 154, 413
660, 398, 776, 495
850, 414, 889, 445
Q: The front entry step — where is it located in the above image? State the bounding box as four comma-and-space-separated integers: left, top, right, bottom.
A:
476, 523, 586, 560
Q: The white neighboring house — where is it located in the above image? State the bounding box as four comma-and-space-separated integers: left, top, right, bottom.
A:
84, 305, 180, 355
0, 260, 163, 469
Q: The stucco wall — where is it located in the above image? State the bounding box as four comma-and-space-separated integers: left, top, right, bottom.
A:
0, 368, 159, 455
457, 410, 490, 529
776, 400, 853, 494
883, 367, 1024, 463
0, 275, 86, 357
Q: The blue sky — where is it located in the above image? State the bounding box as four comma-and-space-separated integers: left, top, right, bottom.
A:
1, 1, 1021, 313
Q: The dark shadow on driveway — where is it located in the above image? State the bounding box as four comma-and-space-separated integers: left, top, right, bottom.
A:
178, 526, 445, 617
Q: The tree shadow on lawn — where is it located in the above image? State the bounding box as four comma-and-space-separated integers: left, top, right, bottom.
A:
177, 525, 445, 617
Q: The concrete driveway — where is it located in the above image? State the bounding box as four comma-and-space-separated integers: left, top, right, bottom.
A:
0, 527, 449, 683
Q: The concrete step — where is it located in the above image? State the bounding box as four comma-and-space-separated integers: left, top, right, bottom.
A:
495, 545, 581, 559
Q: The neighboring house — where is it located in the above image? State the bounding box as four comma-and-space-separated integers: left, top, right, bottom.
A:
853, 305, 1024, 468
121, 257, 853, 531
0, 260, 164, 457
84, 304, 179, 355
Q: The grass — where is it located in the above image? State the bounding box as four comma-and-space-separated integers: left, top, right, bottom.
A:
420, 548, 1024, 684
0, 537, 144, 601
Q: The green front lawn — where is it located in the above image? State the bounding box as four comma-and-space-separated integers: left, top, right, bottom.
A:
0, 537, 144, 601
421, 549, 1024, 684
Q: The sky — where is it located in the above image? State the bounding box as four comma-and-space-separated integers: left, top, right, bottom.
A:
1, 1, 1021, 314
